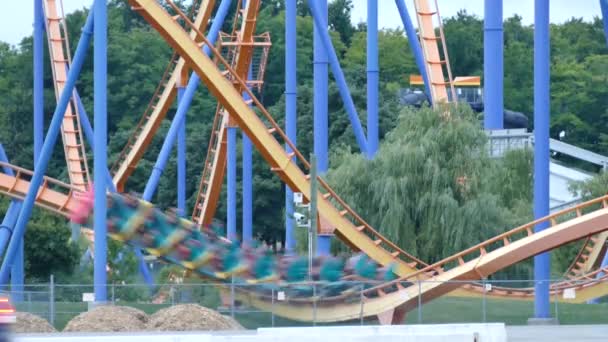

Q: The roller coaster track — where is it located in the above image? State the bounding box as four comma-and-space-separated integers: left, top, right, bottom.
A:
2, 159, 608, 323
1, 0, 605, 324
191, 0, 267, 226
412, 0, 456, 104
110, 0, 216, 192
43, 0, 90, 190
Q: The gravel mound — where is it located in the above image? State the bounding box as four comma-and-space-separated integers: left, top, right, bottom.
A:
63, 305, 149, 332
13, 312, 56, 333
148, 304, 244, 331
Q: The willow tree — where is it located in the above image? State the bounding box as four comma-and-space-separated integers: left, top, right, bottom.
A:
326, 105, 521, 264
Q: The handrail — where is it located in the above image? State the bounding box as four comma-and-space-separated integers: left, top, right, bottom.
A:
364, 194, 608, 295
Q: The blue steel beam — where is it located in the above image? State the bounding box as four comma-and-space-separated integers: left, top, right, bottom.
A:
313, 0, 331, 257
533, 0, 551, 320
394, 0, 432, 102
73, 92, 154, 289
34, 0, 44, 162
0, 7, 94, 286
284, 0, 297, 253
141, 0, 231, 201
227, 127, 237, 241
94, 0, 108, 302
306, 0, 367, 154
484, 0, 504, 129
313, 0, 329, 173
177, 86, 186, 217
0, 146, 22, 257
601, 0, 608, 47
242, 74, 253, 245
366, 0, 379, 159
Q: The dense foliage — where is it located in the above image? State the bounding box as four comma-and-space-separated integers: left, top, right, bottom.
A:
0, 0, 606, 282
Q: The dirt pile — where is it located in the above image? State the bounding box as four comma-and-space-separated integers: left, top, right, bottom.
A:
63, 305, 148, 332
13, 312, 57, 333
147, 304, 244, 331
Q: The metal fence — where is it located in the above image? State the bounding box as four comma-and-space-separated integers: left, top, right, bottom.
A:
2, 278, 607, 330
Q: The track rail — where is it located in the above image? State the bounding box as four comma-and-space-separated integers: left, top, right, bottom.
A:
412, 0, 456, 104
110, 0, 216, 192
43, 0, 90, 190
191, 0, 264, 226
0, 162, 80, 217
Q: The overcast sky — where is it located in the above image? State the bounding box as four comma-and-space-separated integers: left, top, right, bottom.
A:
0, 0, 603, 46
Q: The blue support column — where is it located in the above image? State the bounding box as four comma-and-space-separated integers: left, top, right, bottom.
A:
313, 0, 331, 256
73, 92, 154, 289
142, 0, 231, 200
227, 127, 237, 241
601, 0, 608, 47
94, 0, 108, 303
242, 132, 252, 244
34, 0, 44, 162
177, 86, 186, 217
394, 0, 432, 101
317, 235, 331, 257
313, 0, 329, 173
0, 8, 94, 286
284, 0, 297, 253
0, 146, 23, 258
366, 0, 379, 159
532, 0, 551, 320
241, 86, 253, 245
306, 0, 367, 154
484, 0, 504, 129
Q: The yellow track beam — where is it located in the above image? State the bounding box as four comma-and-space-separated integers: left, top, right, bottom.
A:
43, 0, 90, 190
111, 0, 215, 192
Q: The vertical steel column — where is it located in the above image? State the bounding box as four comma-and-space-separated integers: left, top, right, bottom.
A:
242, 132, 252, 244
394, 0, 432, 101
34, 0, 44, 162
533, 0, 551, 320
284, 0, 297, 253
306, 0, 367, 153
94, 0, 108, 303
484, 0, 504, 129
227, 127, 237, 241
601, 0, 608, 47
366, 0, 379, 159
0, 9, 94, 285
313, 0, 329, 173
142, 0, 232, 200
0, 145, 22, 258
313, 0, 331, 256
242, 86, 253, 245
74, 92, 154, 289
240, 0, 253, 247
177, 86, 186, 217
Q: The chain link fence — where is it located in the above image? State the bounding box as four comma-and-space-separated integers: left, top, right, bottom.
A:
2, 279, 607, 330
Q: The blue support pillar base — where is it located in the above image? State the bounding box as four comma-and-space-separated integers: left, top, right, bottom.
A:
316, 235, 331, 256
